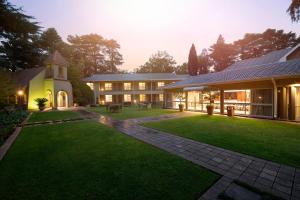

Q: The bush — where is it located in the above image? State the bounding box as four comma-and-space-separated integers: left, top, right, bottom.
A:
0, 109, 28, 144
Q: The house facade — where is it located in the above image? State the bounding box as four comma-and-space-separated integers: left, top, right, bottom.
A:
14, 51, 73, 110
163, 44, 300, 121
83, 73, 187, 105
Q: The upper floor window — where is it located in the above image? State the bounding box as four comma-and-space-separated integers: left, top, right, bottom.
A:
124, 82, 131, 90
86, 83, 94, 90
139, 82, 146, 90
58, 66, 64, 78
157, 82, 165, 88
105, 83, 112, 91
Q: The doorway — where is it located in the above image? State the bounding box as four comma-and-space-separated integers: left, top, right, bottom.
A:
57, 91, 68, 108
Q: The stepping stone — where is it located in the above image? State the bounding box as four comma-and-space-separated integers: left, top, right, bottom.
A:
224, 183, 262, 200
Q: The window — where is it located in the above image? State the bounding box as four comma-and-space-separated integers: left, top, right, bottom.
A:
157, 82, 165, 88
105, 95, 112, 102
139, 82, 146, 90
124, 82, 131, 90
86, 83, 94, 90
140, 94, 146, 102
124, 94, 131, 102
159, 94, 164, 101
105, 83, 112, 91
58, 66, 64, 78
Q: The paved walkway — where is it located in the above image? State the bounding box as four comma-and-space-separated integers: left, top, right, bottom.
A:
79, 110, 300, 200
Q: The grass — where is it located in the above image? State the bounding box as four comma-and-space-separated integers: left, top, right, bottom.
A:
0, 120, 219, 200
87, 105, 177, 120
28, 110, 81, 122
143, 115, 300, 168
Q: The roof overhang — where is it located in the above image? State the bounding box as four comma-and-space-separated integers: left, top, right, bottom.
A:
183, 86, 208, 91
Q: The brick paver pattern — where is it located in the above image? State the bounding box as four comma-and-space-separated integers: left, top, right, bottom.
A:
79, 110, 300, 200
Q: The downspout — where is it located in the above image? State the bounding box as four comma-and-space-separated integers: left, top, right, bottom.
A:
272, 78, 277, 119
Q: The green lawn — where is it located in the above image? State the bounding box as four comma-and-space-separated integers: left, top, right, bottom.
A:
0, 121, 218, 200
28, 110, 81, 122
87, 106, 177, 120
143, 115, 300, 168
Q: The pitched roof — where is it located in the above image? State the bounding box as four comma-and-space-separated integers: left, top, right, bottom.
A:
13, 67, 45, 89
163, 59, 300, 89
83, 73, 188, 82
44, 51, 68, 66
225, 48, 292, 71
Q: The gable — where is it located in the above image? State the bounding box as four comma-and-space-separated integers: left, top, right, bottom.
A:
287, 46, 300, 60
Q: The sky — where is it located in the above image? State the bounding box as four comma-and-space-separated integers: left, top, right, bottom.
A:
10, 0, 300, 71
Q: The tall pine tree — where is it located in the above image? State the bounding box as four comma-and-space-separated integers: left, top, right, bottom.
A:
188, 44, 198, 76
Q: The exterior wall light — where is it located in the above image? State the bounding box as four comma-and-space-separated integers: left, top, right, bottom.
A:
17, 90, 24, 96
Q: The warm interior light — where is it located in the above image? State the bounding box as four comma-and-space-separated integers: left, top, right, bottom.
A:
291, 84, 300, 87
17, 90, 23, 96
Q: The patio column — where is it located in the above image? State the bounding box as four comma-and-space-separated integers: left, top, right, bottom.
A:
185, 91, 188, 110
272, 79, 278, 119
220, 90, 224, 114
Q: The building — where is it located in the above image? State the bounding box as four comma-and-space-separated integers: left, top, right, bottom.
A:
83, 73, 187, 105
163, 44, 300, 121
14, 51, 73, 110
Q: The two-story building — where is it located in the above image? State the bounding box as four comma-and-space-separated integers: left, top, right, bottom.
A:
83, 73, 187, 105
14, 51, 73, 110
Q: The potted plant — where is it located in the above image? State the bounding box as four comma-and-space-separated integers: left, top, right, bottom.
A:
34, 98, 48, 111
206, 92, 214, 115
176, 93, 185, 112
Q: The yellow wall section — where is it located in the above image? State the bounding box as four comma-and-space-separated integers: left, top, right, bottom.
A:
28, 70, 46, 110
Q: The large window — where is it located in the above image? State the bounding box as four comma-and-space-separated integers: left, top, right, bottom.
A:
58, 66, 64, 78
139, 82, 146, 90
224, 90, 250, 115
250, 89, 273, 117
105, 95, 112, 102
140, 94, 146, 102
124, 94, 131, 102
157, 82, 165, 88
124, 82, 131, 90
105, 83, 112, 91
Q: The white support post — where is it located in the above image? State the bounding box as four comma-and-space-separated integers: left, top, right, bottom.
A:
272, 78, 278, 119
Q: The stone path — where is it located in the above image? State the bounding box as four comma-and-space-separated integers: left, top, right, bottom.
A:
78, 110, 300, 200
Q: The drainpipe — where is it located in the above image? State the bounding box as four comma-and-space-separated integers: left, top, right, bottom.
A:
272, 78, 277, 119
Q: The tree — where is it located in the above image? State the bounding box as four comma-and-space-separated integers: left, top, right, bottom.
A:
209, 35, 236, 72
234, 29, 300, 60
67, 34, 123, 77
287, 0, 300, 22
198, 48, 210, 74
68, 62, 94, 105
0, 70, 16, 107
136, 51, 176, 73
187, 44, 198, 76
175, 62, 188, 74
103, 39, 123, 73
0, 0, 42, 71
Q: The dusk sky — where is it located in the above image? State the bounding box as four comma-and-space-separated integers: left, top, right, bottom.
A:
11, 0, 300, 71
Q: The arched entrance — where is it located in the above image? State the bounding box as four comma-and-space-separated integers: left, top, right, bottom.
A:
57, 91, 68, 108
46, 90, 53, 107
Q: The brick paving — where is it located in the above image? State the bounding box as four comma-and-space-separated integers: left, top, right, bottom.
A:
80, 110, 300, 200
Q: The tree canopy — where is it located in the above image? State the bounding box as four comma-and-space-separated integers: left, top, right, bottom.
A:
209, 35, 236, 72
136, 51, 176, 73
287, 0, 300, 22
0, 0, 42, 71
198, 48, 210, 74
67, 34, 123, 77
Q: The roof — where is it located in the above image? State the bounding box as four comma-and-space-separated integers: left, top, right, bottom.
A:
13, 67, 45, 89
44, 51, 68, 66
164, 46, 300, 90
83, 73, 188, 82
225, 48, 292, 71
